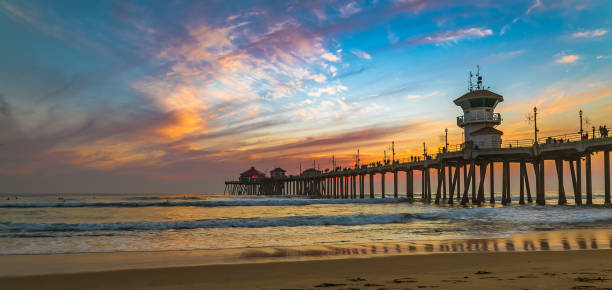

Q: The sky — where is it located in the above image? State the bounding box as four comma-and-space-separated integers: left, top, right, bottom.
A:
0, 0, 611, 194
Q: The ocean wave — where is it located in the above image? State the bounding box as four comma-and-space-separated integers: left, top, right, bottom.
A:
0, 213, 412, 232
1, 207, 612, 233
0, 198, 408, 208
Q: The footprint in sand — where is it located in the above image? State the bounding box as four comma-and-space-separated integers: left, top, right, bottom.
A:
392, 278, 418, 283
574, 277, 609, 283
314, 282, 347, 287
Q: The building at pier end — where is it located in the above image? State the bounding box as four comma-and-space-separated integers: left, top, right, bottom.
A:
454, 71, 504, 149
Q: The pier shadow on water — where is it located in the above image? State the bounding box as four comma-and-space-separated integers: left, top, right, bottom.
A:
238, 228, 612, 261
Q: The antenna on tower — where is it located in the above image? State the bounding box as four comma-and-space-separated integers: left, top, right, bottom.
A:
476, 64, 483, 90
468, 71, 473, 92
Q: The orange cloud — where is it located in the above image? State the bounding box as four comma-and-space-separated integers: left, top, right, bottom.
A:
555, 54, 579, 64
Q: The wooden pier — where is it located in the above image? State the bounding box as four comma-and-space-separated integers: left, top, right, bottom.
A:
225, 71, 611, 205
225, 136, 612, 206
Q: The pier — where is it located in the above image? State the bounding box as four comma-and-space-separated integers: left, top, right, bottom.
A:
225, 70, 612, 206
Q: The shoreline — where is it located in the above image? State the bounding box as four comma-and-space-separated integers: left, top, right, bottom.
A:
1, 228, 611, 277
3, 249, 612, 289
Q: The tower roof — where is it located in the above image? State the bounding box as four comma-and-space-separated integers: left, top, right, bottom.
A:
453, 89, 504, 106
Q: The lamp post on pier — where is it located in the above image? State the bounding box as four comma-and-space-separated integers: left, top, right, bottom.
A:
580, 109, 584, 136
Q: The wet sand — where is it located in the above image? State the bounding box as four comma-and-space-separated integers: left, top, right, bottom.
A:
3, 249, 612, 289
3, 228, 612, 289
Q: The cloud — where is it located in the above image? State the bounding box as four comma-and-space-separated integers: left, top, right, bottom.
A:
571, 29, 608, 39
597, 55, 612, 60
321, 51, 341, 62
387, 27, 399, 44
311, 74, 327, 83
350, 49, 372, 60
405, 91, 443, 100
500, 0, 542, 35
339, 1, 361, 18
418, 28, 493, 45
555, 54, 580, 64
482, 49, 527, 63
307, 85, 348, 97
526, 0, 542, 14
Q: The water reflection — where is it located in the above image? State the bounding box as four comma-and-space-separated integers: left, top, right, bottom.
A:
239, 230, 612, 260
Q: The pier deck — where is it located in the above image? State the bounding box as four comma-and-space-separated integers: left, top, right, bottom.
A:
225, 136, 612, 206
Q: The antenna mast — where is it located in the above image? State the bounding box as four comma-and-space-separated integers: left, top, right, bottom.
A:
445, 128, 448, 151
468, 71, 473, 91
392, 141, 395, 163
534, 107, 539, 143
579, 109, 584, 136
476, 64, 483, 90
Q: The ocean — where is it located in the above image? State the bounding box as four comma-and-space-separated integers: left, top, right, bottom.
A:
1, 193, 612, 256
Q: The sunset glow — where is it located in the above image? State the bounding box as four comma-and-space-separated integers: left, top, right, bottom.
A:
1, 0, 611, 193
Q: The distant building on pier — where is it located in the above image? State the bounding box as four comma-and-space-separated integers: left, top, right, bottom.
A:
270, 168, 287, 179
454, 67, 504, 149
301, 168, 322, 177
239, 166, 266, 183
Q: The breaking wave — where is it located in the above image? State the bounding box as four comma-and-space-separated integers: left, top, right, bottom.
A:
0, 198, 408, 208
0, 213, 412, 232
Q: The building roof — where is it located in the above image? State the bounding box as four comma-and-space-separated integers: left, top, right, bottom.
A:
453, 89, 504, 105
301, 168, 322, 176
470, 126, 504, 136
270, 167, 286, 172
240, 166, 266, 177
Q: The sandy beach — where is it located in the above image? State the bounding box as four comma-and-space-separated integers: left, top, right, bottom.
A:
1, 249, 612, 290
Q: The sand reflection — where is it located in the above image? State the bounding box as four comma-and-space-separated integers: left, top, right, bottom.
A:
239, 229, 612, 261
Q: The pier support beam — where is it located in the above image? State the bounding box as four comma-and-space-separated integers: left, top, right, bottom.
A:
435, 167, 442, 204
576, 158, 582, 205
586, 153, 592, 205
519, 161, 525, 205
471, 160, 476, 203
477, 162, 487, 204
490, 161, 495, 204
381, 172, 386, 198
461, 162, 474, 205
442, 165, 447, 200
393, 171, 398, 198
569, 160, 578, 205
605, 150, 610, 204
353, 175, 357, 199
360, 175, 365, 199
448, 165, 453, 201
427, 168, 432, 202
449, 165, 460, 204
370, 174, 375, 198
537, 159, 545, 205
556, 159, 567, 205
502, 160, 509, 205
406, 170, 413, 201
345, 175, 349, 198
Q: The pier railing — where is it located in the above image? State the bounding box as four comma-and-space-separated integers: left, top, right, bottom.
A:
537, 131, 608, 144
457, 112, 502, 127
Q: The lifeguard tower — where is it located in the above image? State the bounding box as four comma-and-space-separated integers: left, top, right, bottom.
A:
454, 66, 504, 149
